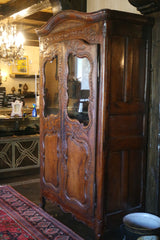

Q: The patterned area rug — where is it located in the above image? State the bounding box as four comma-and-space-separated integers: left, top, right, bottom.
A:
0, 185, 84, 240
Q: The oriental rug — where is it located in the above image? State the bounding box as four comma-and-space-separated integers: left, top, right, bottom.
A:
0, 185, 84, 240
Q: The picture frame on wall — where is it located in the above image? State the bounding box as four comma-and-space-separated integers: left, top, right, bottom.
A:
11, 56, 29, 75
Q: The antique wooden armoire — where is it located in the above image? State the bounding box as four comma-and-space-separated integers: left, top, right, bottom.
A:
36, 9, 153, 239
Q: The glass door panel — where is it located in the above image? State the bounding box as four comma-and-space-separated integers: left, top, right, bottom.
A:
67, 54, 90, 126
44, 56, 59, 116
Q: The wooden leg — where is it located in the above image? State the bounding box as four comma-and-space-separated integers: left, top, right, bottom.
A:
95, 219, 103, 240
40, 196, 46, 209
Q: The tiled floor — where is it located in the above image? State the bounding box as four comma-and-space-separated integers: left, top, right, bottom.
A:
1, 174, 122, 240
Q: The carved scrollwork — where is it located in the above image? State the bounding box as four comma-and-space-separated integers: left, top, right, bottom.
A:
42, 42, 60, 58
65, 123, 86, 139
66, 41, 86, 53
128, 0, 160, 14
53, 26, 98, 43
64, 123, 93, 177
44, 115, 59, 133
64, 134, 91, 205
39, 26, 98, 50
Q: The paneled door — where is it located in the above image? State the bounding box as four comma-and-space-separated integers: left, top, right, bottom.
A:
41, 39, 99, 222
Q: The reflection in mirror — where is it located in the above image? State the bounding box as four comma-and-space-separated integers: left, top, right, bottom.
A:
67, 54, 90, 126
44, 56, 59, 117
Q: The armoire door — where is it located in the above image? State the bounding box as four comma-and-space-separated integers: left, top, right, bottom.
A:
41, 43, 61, 200
61, 39, 99, 222
105, 30, 150, 226
41, 39, 99, 223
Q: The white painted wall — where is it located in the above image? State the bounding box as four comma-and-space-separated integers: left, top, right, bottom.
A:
87, 0, 139, 14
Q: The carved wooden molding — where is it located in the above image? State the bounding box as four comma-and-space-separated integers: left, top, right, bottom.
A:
128, 0, 160, 14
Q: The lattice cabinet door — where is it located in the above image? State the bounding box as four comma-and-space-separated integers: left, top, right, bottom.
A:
0, 135, 40, 173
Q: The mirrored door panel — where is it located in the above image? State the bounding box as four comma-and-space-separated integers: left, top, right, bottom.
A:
44, 56, 59, 117
67, 54, 90, 126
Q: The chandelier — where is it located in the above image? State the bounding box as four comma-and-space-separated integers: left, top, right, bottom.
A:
0, 23, 24, 62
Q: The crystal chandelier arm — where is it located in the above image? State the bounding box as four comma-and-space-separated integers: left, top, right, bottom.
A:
0, 22, 24, 62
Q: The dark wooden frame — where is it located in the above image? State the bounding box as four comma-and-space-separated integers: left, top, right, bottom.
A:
37, 9, 153, 239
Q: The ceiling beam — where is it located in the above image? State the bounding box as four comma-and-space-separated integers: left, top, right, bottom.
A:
0, 0, 58, 22
60, 0, 86, 12
0, 0, 86, 48
128, 0, 160, 14
24, 12, 53, 22
1, 0, 40, 16
24, 40, 39, 47
23, 33, 38, 41
15, 21, 41, 29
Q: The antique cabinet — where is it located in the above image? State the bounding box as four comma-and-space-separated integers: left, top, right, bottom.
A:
37, 9, 153, 239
